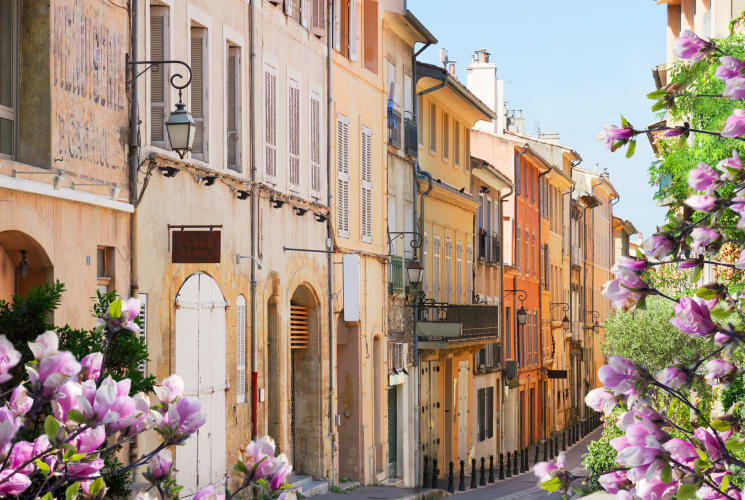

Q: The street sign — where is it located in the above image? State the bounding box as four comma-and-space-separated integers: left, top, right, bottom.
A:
172, 230, 221, 263
547, 370, 568, 379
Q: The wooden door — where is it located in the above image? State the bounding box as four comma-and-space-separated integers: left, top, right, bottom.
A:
457, 361, 469, 461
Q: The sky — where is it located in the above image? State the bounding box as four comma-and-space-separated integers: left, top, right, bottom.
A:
408, 0, 668, 240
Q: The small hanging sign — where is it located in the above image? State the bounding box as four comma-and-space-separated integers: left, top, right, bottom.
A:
172, 230, 221, 263
547, 370, 568, 379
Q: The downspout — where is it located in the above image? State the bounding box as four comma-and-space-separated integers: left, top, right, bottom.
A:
327, 0, 337, 484
249, 0, 259, 440
537, 167, 549, 441
581, 205, 589, 421
497, 179, 512, 455
128, 0, 139, 300
567, 157, 581, 423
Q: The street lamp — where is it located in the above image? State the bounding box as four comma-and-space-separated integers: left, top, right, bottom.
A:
516, 306, 528, 325
406, 259, 423, 287
165, 102, 196, 159
550, 302, 571, 333
586, 311, 600, 334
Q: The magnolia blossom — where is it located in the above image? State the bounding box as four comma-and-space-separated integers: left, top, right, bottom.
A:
28, 331, 58, 360
688, 162, 720, 192
703, 359, 737, 385
685, 194, 717, 212
672, 30, 711, 62
737, 248, 745, 270
635, 478, 677, 500
662, 438, 698, 464
641, 235, 673, 260
717, 150, 742, 181
0, 335, 21, 384
194, 485, 225, 500
148, 449, 172, 479
721, 109, 745, 138
602, 270, 647, 312
696, 485, 742, 500
690, 227, 720, 253
76, 425, 106, 453
716, 56, 745, 81
670, 297, 717, 336
0, 469, 31, 496
9, 386, 32, 417
154, 374, 184, 405
9, 441, 34, 475
533, 453, 565, 483
597, 125, 633, 150
694, 427, 725, 460
597, 471, 628, 494
655, 366, 688, 389
80, 353, 103, 382
613, 256, 648, 273
664, 127, 686, 137
585, 388, 617, 416
0, 407, 21, 456
109, 297, 142, 333
598, 356, 639, 397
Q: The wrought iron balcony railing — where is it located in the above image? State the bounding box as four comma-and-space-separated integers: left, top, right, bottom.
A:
388, 106, 402, 149
415, 301, 499, 341
404, 117, 417, 156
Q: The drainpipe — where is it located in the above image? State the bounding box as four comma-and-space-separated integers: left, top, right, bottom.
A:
537, 167, 549, 441
327, 0, 337, 484
249, 0, 259, 440
567, 156, 581, 424
497, 179, 512, 455
128, 0, 139, 301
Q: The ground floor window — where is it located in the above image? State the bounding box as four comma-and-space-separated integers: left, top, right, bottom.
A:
477, 386, 494, 442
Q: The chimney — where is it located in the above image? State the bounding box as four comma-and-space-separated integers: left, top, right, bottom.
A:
466, 47, 504, 135
448, 61, 456, 75
476, 48, 490, 63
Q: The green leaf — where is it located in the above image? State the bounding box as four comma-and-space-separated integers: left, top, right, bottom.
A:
660, 464, 672, 483
652, 99, 668, 112
540, 477, 562, 493
711, 419, 731, 431
647, 88, 668, 99
66, 482, 81, 500
35, 458, 51, 477
726, 439, 745, 453
709, 307, 733, 321
45, 415, 60, 440
64, 448, 75, 461
626, 139, 637, 158
108, 297, 123, 319
66, 409, 85, 424
89, 477, 105, 497
695, 287, 717, 299
677, 483, 697, 500
721, 474, 731, 491
40, 495, 53, 500
676, 133, 688, 151
256, 479, 269, 489
696, 448, 708, 461
620, 115, 631, 128
691, 265, 702, 283
233, 460, 248, 474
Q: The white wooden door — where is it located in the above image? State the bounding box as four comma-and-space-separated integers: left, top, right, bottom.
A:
457, 361, 469, 461
175, 274, 228, 495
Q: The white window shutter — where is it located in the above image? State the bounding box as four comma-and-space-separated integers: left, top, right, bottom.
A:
336, 114, 350, 238
333, 0, 341, 51
301, 0, 310, 28
466, 244, 473, 303
310, 91, 322, 198
456, 242, 462, 304
445, 238, 452, 301
349, 0, 358, 61
311, 0, 326, 36
264, 65, 277, 180
226, 47, 241, 172
149, 7, 168, 146
236, 295, 246, 404
190, 28, 207, 160
360, 126, 372, 243
137, 293, 148, 374
433, 237, 440, 301
288, 79, 301, 190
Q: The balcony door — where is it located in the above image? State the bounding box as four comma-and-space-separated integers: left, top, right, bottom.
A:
457, 360, 469, 461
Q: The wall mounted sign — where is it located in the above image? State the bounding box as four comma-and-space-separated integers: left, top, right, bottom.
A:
171, 230, 221, 263
547, 370, 568, 379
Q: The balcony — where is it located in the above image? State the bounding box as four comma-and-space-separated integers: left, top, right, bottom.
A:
404, 117, 417, 156
415, 301, 499, 344
571, 247, 582, 268
477, 232, 500, 264
387, 105, 402, 149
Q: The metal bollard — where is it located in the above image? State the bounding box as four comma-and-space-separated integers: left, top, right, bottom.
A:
555, 436, 559, 456
519, 449, 525, 473
499, 453, 505, 480
431, 458, 438, 489
458, 460, 466, 491
423, 455, 429, 488
524, 448, 529, 471
543, 439, 548, 461
447, 461, 455, 493
470, 458, 477, 489
562, 430, 566, 451
549, 436, 554, 459
534, 444, 539, 465
505, 452, 512, 478
512, 450, 518, 476
480, 457, 486, 486
489, 455, 495, 483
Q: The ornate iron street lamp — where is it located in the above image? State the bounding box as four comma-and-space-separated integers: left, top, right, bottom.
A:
586, 310, 600, 334
550, 302, 571, 332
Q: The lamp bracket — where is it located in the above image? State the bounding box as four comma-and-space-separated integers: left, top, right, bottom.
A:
126, 54, 192, 102
549, 302, 569, 313
504, 288, 528, 303
387, 231, 422, 253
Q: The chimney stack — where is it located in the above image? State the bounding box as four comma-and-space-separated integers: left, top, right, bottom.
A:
476, 48, 490, 63
448, 61, 456, 75
466, 47, 504, 135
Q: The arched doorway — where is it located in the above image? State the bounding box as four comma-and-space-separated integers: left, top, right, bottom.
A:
289, 284, 321, 476
266, 296, 283, 451
174, 273, 227, 495
0, 230, 53, 302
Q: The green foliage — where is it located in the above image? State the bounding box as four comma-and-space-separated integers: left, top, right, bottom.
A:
583, 411, 624, 484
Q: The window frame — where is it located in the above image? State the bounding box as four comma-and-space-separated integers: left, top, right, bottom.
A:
429, 102, 436, 154
226, 44, 242, 172
288, 75, 302, 191
189, 25, 209, 161
0, 0, 17, 160
148, 5, 170, 148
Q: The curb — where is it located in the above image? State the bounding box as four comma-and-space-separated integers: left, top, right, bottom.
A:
395, 489, 451, 500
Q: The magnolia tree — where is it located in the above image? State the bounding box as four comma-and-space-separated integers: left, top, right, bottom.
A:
0, 296, 292, 499
534, 31, 745, 500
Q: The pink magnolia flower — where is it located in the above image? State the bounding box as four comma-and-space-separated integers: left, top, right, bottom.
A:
68, 459, 105, 478
9, 386, 32, 417
0, 470, 31, 496
641, 235, 673, 260
670, 297, 717, 336
598, 356, 638, 395
597, 125, 634, 150
175, 397, 206, 435
636, 478, 677, 500
148, 449, 172, 479
615, 444, 661, 467
722, 109, 745, 138
662, 438, 698, 464
690, 227, 720, 253
270, 462, 292, 490
688, 162, 720, 192
602, 270, 647, 312
716, 56, 745, 81
30, 350, 81, 397
717, 150, 742, 180
585, 388, 617, 416
80, 353, 103, 382
696, 484, 738, 500
678, 259, 700, 269
656, 367, 688, 389
685, 194, 717, 212
76, 426, 105, 453
704, 359, 737, 385
27, 331, 58, 360
0, 335, 21, 384
673, 30, 711, 62
53, 380, 82, 422
9, 441, 34, 475
0, 407, 21, 456
533, 460, 558, 481
664, 127, 686, 137
694, 427, 724, 460
723, 77, 745, 99
737, 248, 745, 269
194, 485, 225, 500
125, 392, 153, 436
154, 374, 184, 405
93, 377, 118, 423
625, 422, 665, 449
108, 396, 137, 432
613, 256, 648, 273
598, 471, 629, 494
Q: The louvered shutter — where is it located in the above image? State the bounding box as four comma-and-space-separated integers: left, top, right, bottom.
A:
442, 112, 449, 160
487, 387, 494, 438
288, 79, 301, 189
149, 8, 168, 146
445, 238, 452, 302
477, 388, 485, 441
336, 114, 350, 238
301, 0, 310, 28
333, 0, 341, 50
226, 47, 241, 172
348, 0, 358, 61
265, 65, 277, 180
290, 303, 310, 349
190, 28, 207, 160
433, 236, 440, 301
311, 0, 326, 36
360, 126, 372, 243
456, 241, 462, 304
137, 293, 148, 374
429, 102, 436, 152
422, 233, 428, 293
466, 244, 473, 303
310, 91, 321, 197
236, 295, 246, 404
454, 121, 460, 166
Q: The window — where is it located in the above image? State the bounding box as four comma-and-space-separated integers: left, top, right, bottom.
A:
361, 125, 373, 242
138, 293, 148, 374
288, 78, 301, 189
362, 0, 378, 73
477, 388, 486, 441
442, 112, 449, 160
445, 237, 452, 302
336, 114, 350, 237
477, 387, 494, 442
523, 163, 527, 197
423, 232, 428, 293
0, 0, 15, 158
149, 6, 169, 147
264, 63, 278, 180
333, 0, 357, 60
466, 243, 473, 303
96, 247, 114, 294
524, 228, 529, 275
286, 0, 302, 24
433, 236, 441, 301
516, 225, 521, 272
505, 307, 512, 359
532, 234, 536, 277
429, 102, 436, 153
226, 45, 241, 172
417, 96, 423, 145
310, 0, 327, 36
530, 168, 534, 204
236, 295, 247, 404
486, 386, 494, 438
310, 90, 322, 197
454, 121, 460, 166
515, 156, 521, 195
190, 27, 208, 161
456, 241, 463, 303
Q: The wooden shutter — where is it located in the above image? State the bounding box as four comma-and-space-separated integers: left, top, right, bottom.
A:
264, 64, 277, 180
290, 303, 310, 349
226, 46, 241, 172
301, 0, 310, 28
190, 28, 207, 160
456, 241, 462, 304
333, 0, 341, 51
442, 112, 449, 160
336, 114, 350, 237
138, 293, 148, 374
310, 91, 321, 197
361, 125, 372, 242
311, 0, 326, 36
433, 236, 440, 300
150, 7, 168, 146
466, 244, 473, 303
445, 237, 452, 302
429, 102, 436, 152
477, 388, 485, 441
288, 78, 301, 189
422, 233, 428, 293
454, 121, 460, 166
487, 387, 494, 438
348, 0, 358, 61
236, 295, 246, 403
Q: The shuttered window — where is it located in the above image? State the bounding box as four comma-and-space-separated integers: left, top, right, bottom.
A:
433, 236, 440, 301
236, 295, 246, 404
466, 244, 473, 304
290, 303, 310, 349
311, 0, 326, 36
486, 387, 494, 438
444, 237, 452, 302
137, 293, 148, 374
288, 78, 301, 189
429, 102, 436, 153
348, 0, 358, 61
477, 388, 485, 442
264, 64, 278, 180
456, 241, 462, 304
149, 7, 168, 147
516, 225, 521, 272
442, 112, 449, 160
505, 307, 512, 359
417, 96, 423, 145
454, 121, 460, 166
190, 27, 207, 161
336, 114, 350, 237
310, 91, 322, 197
226, 46, 241, 172
422, 232, 428, 293
360, 125, 373, 242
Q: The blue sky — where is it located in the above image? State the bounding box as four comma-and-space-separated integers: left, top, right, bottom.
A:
408, 0, 668, 239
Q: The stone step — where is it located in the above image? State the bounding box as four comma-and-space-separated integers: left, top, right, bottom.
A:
300, 480, 329, 497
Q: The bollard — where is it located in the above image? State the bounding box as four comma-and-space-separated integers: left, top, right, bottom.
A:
543, 439, 548, 461
524, 448, 529, 471
489, 455, 495, 483
499, 453, 505, 480
534, 443, 539, 465
505, 452, 512, 478
513, 450, 518, 476
549, 436, 554, 459
431, 458, 438, 489
458, 460, 466, 491
480, 457, 486, 486
555, 436, 559, 456
470, 458, 477, 489
447, 461, 455, 493
519, 449, 525, 473
423, 455, 430, 488
562, 430, 566, 451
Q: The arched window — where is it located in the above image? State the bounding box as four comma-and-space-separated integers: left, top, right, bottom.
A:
236, 295, 247, 404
